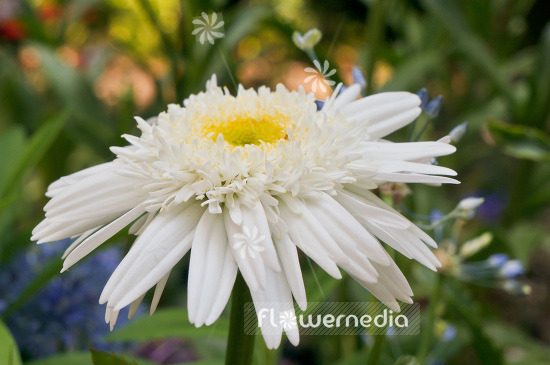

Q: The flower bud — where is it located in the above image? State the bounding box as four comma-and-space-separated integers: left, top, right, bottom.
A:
488, 253, 508, 267
426, 95, 443, 118
449, 122, 468, 143
292, 28, 322, 51
459, 232, 492, 258
456, 197, 484, 218
416, 88, 429, 109
352, 66, 367, 90
499, 260, 523, 278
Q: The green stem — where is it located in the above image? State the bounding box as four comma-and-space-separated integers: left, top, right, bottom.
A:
417, 275, 443, 363
225, 273, 255, 365
364, 0, 385, 95
366, 335, 386, 365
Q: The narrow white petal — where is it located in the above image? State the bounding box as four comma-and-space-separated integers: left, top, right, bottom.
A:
304, 193, 390, 266
278, 201, 342, 279
150, 271, 171, 316
62, 227, 101, 259
62, 205, 145, 271
188, 210, 237, 327
128, 293, 146, 319
274, 234, 307, 310
367, 108, 421, 139
100, 204, 204, 306
333, 84, 361, 109
340, 92, 417, 116
251, 267, 299, 349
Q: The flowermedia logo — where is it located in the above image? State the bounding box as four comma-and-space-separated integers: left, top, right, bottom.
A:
192, 12, 225, 45
245, 302, 420, 336
232, 225, 266, 259
304, 60, 336, 93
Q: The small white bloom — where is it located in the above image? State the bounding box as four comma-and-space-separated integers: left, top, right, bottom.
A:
304, 60, 336, 93
456, 197, 484, 218
292, 28, 322, 51
233, 226, 266, 259
192, 12, 225, 45
33, 74, 459, 349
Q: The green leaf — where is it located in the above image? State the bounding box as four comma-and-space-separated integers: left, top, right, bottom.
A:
527, 24, 550, 127
486, 119, 550, 161
105, 307, 228, 342
485, 321, 550, 365
25, 352, 94, 365
393, 356, 419, 365
0, 127, 26, 192
0, 110, 70, 200
0, 320, 22, 365
90, 350, 138, 365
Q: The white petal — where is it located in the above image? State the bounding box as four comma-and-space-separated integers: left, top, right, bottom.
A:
188, 210, 237, 326
62, 227, 100, 259
274, 234, 307, 310
304, 193, 390, 266
44, 165, 144, 222
333, 84, 361, 109
100, 204, 204, 308
251, 267, 299, 349
341, 92, 418, 116
278, 200, 342, 279
150, 271, 171, 315
62, 205, 145, 271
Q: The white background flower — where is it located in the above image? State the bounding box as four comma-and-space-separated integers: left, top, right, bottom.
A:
304, 60, 336, 93
192, 12, 225, 45
232, 226, 266, 259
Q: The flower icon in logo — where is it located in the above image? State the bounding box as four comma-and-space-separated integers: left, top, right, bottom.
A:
233, 226, 265, 259
304, 60, 336, 93
192, 12, 225, 45
279, 310, 297, 330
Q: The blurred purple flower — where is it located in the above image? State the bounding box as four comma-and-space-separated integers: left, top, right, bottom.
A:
0, 240, 142, 360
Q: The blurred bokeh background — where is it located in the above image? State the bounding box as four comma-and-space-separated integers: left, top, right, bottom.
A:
1, 0, 549, 364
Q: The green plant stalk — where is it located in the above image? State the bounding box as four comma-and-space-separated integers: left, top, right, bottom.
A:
364, 0, 385, 95
366, 334, 386, 365
417, 274, 443, 362
225, 273, 255, 365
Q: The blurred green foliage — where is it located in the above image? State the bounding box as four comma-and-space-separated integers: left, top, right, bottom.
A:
0, 0, 549, 364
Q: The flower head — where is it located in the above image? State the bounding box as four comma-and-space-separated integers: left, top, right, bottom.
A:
33, 75, 458, 349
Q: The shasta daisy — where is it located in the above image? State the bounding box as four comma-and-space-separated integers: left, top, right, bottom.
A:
33, 75, 458, 349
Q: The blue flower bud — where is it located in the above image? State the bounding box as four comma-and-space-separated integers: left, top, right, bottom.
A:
416, 88, 429, 109
352, 66, 367, 90
499, 260, 523, 277
442, 325, 457, 342
488, 253, 508, 268
426, 95, 443, 118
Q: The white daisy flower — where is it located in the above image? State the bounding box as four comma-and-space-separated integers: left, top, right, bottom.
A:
192, 12, 225, 45
32, 75, 458, 349
304, 60, 337, 93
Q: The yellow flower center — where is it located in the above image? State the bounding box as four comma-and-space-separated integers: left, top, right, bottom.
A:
201, 114, 289, 146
